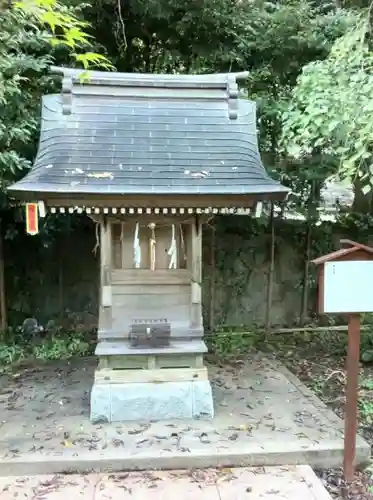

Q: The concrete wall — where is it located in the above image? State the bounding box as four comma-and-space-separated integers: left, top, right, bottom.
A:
3, 215, 325, 330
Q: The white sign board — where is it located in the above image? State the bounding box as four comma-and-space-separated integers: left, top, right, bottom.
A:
324, 260, 373, 313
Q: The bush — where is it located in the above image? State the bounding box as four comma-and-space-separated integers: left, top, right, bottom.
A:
32, 335, 91, 360
361, 314, 373, 363
0, 331, 95, 369
0, 343, 25, 364
207, 326, 260, 360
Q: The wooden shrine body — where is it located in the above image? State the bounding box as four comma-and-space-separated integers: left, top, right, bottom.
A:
97, 213, 205, 365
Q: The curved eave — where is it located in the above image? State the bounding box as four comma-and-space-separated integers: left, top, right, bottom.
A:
8, 183, 289, 203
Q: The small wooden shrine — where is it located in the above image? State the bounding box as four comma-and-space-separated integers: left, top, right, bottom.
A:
8, 68, 288, 423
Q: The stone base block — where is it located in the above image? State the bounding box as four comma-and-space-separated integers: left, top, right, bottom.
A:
90, 380, 214, 423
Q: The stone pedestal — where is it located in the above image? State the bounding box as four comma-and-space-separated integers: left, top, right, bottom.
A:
90, 339, 214, 423
90, 377, 214, 423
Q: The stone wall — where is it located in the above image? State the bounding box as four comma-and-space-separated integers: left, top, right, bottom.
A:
2, 215, 328, 331
202, 216, 309, 328
4, 217, 99, 330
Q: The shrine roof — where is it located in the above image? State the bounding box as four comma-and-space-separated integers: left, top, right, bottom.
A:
312, 240, 373, 265
8, 67, 288, 200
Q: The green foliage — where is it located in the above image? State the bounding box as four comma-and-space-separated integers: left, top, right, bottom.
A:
32, 335, 90, 360
360, 314, 373, 362
14, 0, 114, 70
1, 0, 360, 218
0, 343, 25, 365
0, 8, 54, 205
83, 0, 354, 77
207, 313, 373, 366
0, 331, 94, 370
359, 376, 373, 424
207, 326, 260, 361
282, 12, 373, 191
0, 1, 113, 215
247, 5, 356, 145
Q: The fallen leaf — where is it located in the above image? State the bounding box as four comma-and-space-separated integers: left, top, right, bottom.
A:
238, 424, 252, 431
199, 432, 211, 444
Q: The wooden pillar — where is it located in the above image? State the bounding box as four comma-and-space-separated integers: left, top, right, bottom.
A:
344, 313, 361, 482
208, 224, 216, 332
191, 217, 202, 329
99, 217, 113, 333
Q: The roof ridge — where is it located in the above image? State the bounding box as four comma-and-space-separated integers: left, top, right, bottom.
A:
50, 67, 249, 87
51, 67, 249, 118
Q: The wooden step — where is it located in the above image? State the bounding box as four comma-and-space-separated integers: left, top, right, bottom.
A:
98, 353, 204, 370
94, 366, 208, 384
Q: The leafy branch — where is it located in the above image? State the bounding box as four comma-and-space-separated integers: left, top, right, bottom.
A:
14, 0, 114, 70
281, 10, 373, 192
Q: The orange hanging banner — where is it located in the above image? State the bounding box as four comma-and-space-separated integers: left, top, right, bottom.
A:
25, 203, 39, 236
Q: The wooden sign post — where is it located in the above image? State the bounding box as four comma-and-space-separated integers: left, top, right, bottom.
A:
312, 240, 373, 483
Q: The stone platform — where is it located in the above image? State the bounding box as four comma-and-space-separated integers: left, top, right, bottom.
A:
0, 466, 333, 499
0, 354, 369, 476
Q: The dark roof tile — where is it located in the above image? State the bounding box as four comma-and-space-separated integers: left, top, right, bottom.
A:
8, 69, 288, 199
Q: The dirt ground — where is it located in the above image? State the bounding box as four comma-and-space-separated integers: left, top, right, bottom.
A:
0, 335, 372, 500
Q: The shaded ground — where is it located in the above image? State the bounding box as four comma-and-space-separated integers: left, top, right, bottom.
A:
0, 338, 371, 499
0, 354, 358, 473
0, 466, 332, 500
259, 330, 373, 500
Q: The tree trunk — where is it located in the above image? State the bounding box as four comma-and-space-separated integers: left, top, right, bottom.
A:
300, 217, 311, 325
300, 181, 321, 325
352, 175, 373, 213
